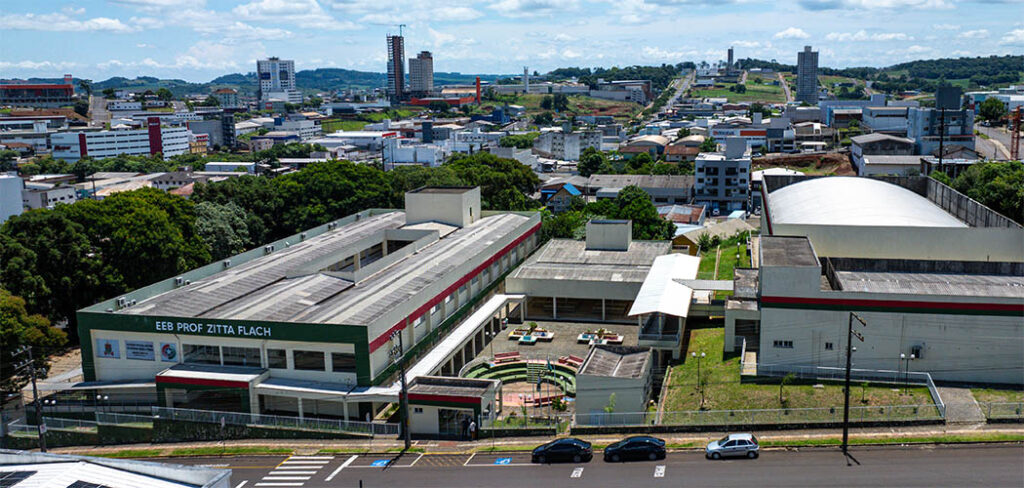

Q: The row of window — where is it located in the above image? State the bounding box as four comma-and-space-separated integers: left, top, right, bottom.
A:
182, 344, 357, 374
771, 340, 835, 350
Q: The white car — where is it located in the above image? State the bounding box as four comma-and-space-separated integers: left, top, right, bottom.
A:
706, 433, 759, 459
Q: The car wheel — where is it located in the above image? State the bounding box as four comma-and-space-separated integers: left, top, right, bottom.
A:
537, 455, 546, 464
573, 455, 582, 463
611, 453, 621, 462
648, 452, 658, 461
711, 452, 721, 460
747, 451, 758, 459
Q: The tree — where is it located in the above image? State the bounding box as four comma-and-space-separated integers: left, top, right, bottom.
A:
553, 93, 570, 112
952, 160, 1024, 225
532, 112, 554, 126
200, 96, 220, 107
539, 95, 554, 111
675, 127, 691, 140
604, 186, 675, 240
78, 79, 92, 97
194, 201, 251, 260
499, 133, 539, 149
779, 372, 796, 405
699, 137, 718, 152
0, 289, 68, 393
73, 99, 90, 117
578, 147, 607, 177
929, 169, 952, 186
604, 393, 617, 414
155, 88, 174, 101
101, 88, 116, 98
0, 150, 18, 172
428, 100, 451, 113
978, 97, 1007, 123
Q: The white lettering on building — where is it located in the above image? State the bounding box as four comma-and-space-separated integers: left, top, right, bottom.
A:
153, 320, 271, 338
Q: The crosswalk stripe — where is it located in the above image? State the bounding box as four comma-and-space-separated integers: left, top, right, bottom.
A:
288, 456, 334, 460
268, 471, 316, 475
274, 465, 322, 469
262, 476, 311, 481
571, 467, 584, 478
254, 484, 305, 487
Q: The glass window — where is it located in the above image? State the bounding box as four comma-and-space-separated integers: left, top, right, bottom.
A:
413, 316, 424, 328
293, 350, 325, 371
183, 344, 220, 365
331, 352, 357, 374
222, 346, 261, 367
267, 349, 287, 369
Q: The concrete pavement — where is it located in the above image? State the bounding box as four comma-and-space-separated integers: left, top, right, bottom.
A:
170, 445, 1024, 488
975, 124, 1016, 160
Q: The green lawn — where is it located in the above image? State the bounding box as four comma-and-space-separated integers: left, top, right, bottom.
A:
321, 119, 368, 133
692, 83, 786, 103
93, 449, 164, 459
697, 251, 717, 280
661, 329, 935, 421
972, 388, 1024, 404
169, 446, 293, 456
714, 244, 749, 299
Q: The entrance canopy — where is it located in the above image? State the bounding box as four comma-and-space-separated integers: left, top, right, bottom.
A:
156, 363, 267, 389
628, 254, 700, 317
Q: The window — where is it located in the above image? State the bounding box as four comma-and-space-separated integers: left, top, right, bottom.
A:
444, 294, 453, 304
293, 350, 326, 371
414, 407, 424, 414
183, 344, 220, 365
222, 346, 261, 367
267, 349, 287, 369
773, 340, 793, 349
413, 316, 424, 328
825, 342, 834, 351
471, 275, 480, 285
331, 352, 357, 374
430, 304, 440, 315
458, 284, 468, 295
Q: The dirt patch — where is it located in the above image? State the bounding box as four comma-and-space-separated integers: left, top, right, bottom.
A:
753, 152, 855, 176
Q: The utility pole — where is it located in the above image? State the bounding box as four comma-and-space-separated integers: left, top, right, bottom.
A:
842, 312, 867, 463
938, 107, 946, 166
12, 346, 47, 452
390, 328, 412, 450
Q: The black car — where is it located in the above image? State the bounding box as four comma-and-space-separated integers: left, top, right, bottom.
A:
603, 436, 667, 462
532, 438, 593, 463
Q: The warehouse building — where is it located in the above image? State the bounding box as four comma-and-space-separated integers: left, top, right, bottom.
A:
77, 187, 540, 421
726, 175, 1024, 385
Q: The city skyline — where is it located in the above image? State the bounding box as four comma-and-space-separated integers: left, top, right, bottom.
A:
2, 0, 1023, 82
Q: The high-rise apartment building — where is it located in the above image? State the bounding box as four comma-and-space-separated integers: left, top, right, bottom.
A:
727, 46, 734, 70
796, 45, 819, 105
386, 35, 406, 102
409, 51, 434, 97
257, 57, 301, 104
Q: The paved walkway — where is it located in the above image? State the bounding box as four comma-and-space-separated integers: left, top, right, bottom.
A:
938, 387, 986, 424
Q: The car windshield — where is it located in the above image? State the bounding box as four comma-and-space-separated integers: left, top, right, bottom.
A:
718, 435, 731, 444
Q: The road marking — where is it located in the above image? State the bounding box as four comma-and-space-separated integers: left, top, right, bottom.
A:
234, 482, 248, 488
287, 456, 334, 460
655, 465, 665, 478
494, 457, 512, 465
408, 453, 424, 466
326, 455, 358, 481
267, 471, 316, 476
370, 459, 390, 467
463, 453, 476, 466
280, 460, 330, 465
274, 465, 323, 470
262, 476, 311, 481
254, 484, 304, 487
570, 467, 584, 478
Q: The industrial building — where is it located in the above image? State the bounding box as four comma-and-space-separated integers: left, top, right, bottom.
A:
77, 187, 541, 422
575, 346, 653, 424
726, 175, 1024, 385
51, 118, 190, 162
0, 75, 75, 108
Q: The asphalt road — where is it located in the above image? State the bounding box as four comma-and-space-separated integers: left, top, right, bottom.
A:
168, 445, 1023, 488
976, 124, 1018, 160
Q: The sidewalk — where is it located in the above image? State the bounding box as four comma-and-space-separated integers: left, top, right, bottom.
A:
48, 422, 1024, 457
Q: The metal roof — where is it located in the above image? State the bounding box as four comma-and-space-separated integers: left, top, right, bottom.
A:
508, 239, 668, 284
768, 177, 967, 228
587, 174, 693, 191
760, 236, 819, 267
578, 346, 651, 378
629, 254, 700, 317
835, 270, 1024, 298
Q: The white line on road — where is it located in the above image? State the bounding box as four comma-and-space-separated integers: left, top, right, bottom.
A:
274, 465, 324, 470
234, 482, 248, 488
463, 453, 476, 466
655, 465, 665, 478
325, 455, 358, 481
288, 456, 334, 460
262, 476, 311, 481
254, 484, 305, 487
408, 453, 424, 466
268, 471, 316, 475
571, 467, 584, 478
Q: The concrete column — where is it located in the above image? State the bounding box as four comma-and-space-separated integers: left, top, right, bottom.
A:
519, 300, 525, 322
552, 296, 557, 320
343, 401, 350, 420
602, 299, 606, 322
297, 397, 304, 420
381, 241, 388, 257
354, 252, 361, 271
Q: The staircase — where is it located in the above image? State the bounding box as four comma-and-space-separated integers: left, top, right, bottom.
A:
527, 362, 547, 384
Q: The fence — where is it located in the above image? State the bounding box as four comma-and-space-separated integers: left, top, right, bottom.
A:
754, 363, 946, 418
95, 412, 154, 426
980, 402, 1024, 421
583, 404, 942, 427
151, 407, 399, 437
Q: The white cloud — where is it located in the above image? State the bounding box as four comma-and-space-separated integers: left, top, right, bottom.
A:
933, 23, 960, 30
799, 0, 952, 10
641, 46, 698, 61
233, 0, 357, 30
2, 12, 137, 33
553, 33, 577, 42
1000, 28, 1024, 45
0, 60, 81, 71
562, 48, 581, 59
732, 40, 766, 48
958, 29, 989, 39
906, 44, 931, 53
490, 0, 579, 18
826, 30, 911, 41
61, 6, 86, 15
773, 27, 810, 39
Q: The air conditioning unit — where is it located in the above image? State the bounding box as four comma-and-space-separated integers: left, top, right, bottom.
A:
116, 297, 127, 308
264, 244, 275, 254
223, 259, 231, 268
174, 276, 184, 286
911, 344, 924, 360
300, 232, 307, 240
185, 280, 191, 285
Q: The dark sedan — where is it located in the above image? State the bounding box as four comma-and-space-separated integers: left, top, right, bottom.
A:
531, 438, 593, 464
603, 436, 667, 462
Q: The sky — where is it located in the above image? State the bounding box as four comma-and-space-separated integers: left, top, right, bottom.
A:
2, 0, 1023, 82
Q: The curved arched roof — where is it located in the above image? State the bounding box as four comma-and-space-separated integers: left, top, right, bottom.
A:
768, 177, 967, 228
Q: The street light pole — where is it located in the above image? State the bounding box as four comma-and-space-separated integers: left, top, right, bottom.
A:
901, 353, 915, 395
391, 329, 412, 450
691, 351, 706, 409
12, 346, 47, 453
842, 312, 867, 461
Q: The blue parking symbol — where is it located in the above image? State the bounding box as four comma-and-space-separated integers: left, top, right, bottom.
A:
495, 457, 512, 465
371, 460, 390, 467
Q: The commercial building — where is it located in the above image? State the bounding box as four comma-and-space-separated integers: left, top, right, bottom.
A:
205, 162, 256, 174
0, 75, 75, 108
22, 183, 77, 210
575, 346, 653, 424
383, 137, 449, 168
586, 174, 693, 205
694, 137, 751, 212
256, 57, 300, 103
726, 175, 1024, 386
0, 175, 23, 223
850, 133, 915, 173
534, 128, 601, 161
906, 106, 975, 156
795, 46, 819, 105
862, 106, 909, 135
387, 35, 406, 102
77, 187, 540, 420
858, 155, 923, 176
213, 88, 240, 108
409, 51, 434, 97
51, 118, 190, 162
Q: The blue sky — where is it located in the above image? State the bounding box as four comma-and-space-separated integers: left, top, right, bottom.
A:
2, 0, 1022, 82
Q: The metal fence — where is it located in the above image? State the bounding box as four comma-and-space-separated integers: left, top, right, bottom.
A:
582, 404, 943, 427
151, 407, 399, 437
754, 363, 946, 417
95, 412, 154, 426
980, 402, 1024, 420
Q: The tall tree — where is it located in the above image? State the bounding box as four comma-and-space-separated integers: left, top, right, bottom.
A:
155, 88, 174, 101
194, 202, 252, 260
0, 289, 68, 393
978, 97, 1007, 123
578, 147, 607, 177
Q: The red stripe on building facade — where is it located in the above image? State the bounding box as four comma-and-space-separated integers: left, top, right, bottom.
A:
78, 133, 88, 158
761, 295, 1023, 313
368, 221, 541, 352
407, 393, 481, 405
155, 376, 249, 389
147, 117, 163, 155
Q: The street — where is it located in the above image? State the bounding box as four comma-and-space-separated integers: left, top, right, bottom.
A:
167, 445, 1023, 488
975, 123, 1018, 160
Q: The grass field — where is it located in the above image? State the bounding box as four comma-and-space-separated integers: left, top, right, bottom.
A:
692, 82, 786, 103
714, 243, 749, 299
661, 329, 935, 416
321, 119, 368, 133
972, 388, 1024, 404
516, 93, 642, 119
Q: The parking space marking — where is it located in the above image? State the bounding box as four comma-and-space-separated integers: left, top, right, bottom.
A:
253, 484, 304, 487
234, 482, 248, 488
463, 453, 476, 466
408, 453, 424, 466
325, 455, 357, 481
465, 453, 534, 467
570, 467, 584, 478
495, 457, 512, 465
371, 460, 390, 467
655, 465, 665, 478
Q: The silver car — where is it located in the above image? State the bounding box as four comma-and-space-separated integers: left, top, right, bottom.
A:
705, 433, 759, 459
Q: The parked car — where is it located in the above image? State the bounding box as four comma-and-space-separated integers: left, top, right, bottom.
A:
603, 436, 666, 462
532, 438, 593, 463
706, 433, 759, 459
